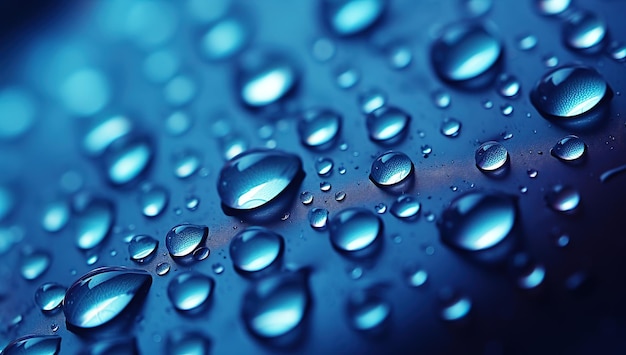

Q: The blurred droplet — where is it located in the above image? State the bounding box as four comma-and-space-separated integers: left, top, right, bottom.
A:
390, 195, 421, 220
173, 150, 201, 179
75, 198, 114, 250
330, 208, 382, 255
21, 250, 51, 281
562, 11, 607, 54
168, 272, 214, 312
166, 224, 209, 258
346, 287, 391, 332
199, 15, 250, 61
366, 106, 411, 145
546, 185, 580, 213
42, 201, 70, 233
230, 227, 283, 274
0, 87, 36, 140
139, 184, 169, 218
298, 109, 342, 150
551, 135, 587, 162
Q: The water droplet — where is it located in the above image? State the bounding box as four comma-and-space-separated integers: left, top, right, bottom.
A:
64, 266, 152, 329
608, 41, 626, 62
42, 201, 70, 233
300, 191, 314, 205
431, 22, 503, 89
20, 249, 51, 281
388, 45, 412, 69
517, 34, 538, 50
475, 141, 509, 175
335, 67, 360, 89
546, 185, 580, 213
497, 74, 521, 98
543, 54, 559, 68
81, 337, 138, 355
164, 75, 197, 107
330, 208, 382, 255
86, 254, 99, 266
556, 234, 570, 247
421, 144, 432, 158
390, 195, 421, 220
462, 0, 493, 17
236, 50, 299, 108
482, 99, 494, 109
517, 264, 546, 290
104, 136, 154, 186
438, 191, 517, 251
347, 287, 391, 332
128, 235, 159, 263
166, 224, 209, 259
125, 1, 177, 48
2, 335, 61, 355
374, 202, 387, 214
0, 87, 36, 140
500, 104, 514, 116
535, 0, 571, 16
309, 208, 329, 229
173, 150, 201, 179
369, 151, 414, 192
527, 169, 538, 178
440, 293, 472, 322
404, 266, 428, 287
298, 109, 342, 150
320, 181, 332, 192
199, 15, 250, 61
156, 262, 171, 276
167, 272, 214, 312
335, 191, 347, 202
167, 331, 211, 355
75, 198, 114, 250
212, 263, 225, 275
562, 11, 607, 54
315, 157, 334, 176
366, 106, 411, 145
530, 65, 612, 127
0, 186, 14, 222
242, 270, 310, 339
358, 88, 387, 114
440, 117, 461, 137
139, 184, 169, 217
60, 68, 110, 116
230, 227, 283, 274
83, 116, 133, 157
34, 282, 66, 314
323, 0, 386, 37
217, 149, 304, 217
143, 49, 179, 83
551, 135, 587, 162
185, 195, 200, 211
432, 89, 451, 109
165, 111, 192, 136
193, 247, 210, 261
220, 135, 248, 160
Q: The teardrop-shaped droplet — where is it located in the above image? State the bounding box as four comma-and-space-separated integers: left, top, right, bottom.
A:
165, 224, 208, 258
2, 335, 61, 355
242, 270, 310, 339
217, 149, 304, 213
346, 287, 391, 332
104, 136, 154, 186
167, 272, 214, 312
475, 141, 509, 174
236, 50, 299, 108
63, 267, 152, 329
128, 235, 159, 263
329, 208, 382, 254
322, 0, 386, 37
75, 198, 114, 250
535, 0, 571, 16
562, 11, 607, 54
550, 135, 587, 162
139, 184, 169, 217
438, 191, 517, 251
358, 88, 387, 114
199, 15, 250, 61
167, 331, 211, 355
41, 201, 70, 233
230, 227, 283, 273
297, 109, 342, 150
545, 185, 580, 213
390, 195, 421, 220
34, 282, 66, 313
369, 151, 414, 191
309, 208, 329, 229
404, 265, 428, 287
440, 118, 462, 137
431, 22, 503, 89
366, 106, 411, 145
530, 65, 613, 124
21, 250, 51, 281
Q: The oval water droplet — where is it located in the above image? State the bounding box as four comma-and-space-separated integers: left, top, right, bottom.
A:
60, 68, 110, 117
0, 87, 36, 140
551, 135, 587, 162
497, 74, 521, 98
329, 208, 382, 255
104, 136, 154, 186
309, 208, 329, 230
346, 287, 391, 332
63, 266, 152, 329
431, 22, 503, 89
34, 282, 66, 313
535, 0, 571, 16
320, 181, 331, 192
128, 235, 159, 263
404, 265, 428, 287
2, 335, 61, 355
139, 184, 169, 217
440, 294, 472, 322
230, 227, 283, 274
75, 198, 114, 250
370, 151, 414, 193
167, 272, 214, 312
300, 191, 314, 205
167, 331, 211, 355
83, 116, 133, 157
173, 150, 201, 179
438, 191, 517, 251
21, 250, 51, 281
358, 88, 387, 114
440, 117, 461, 137
315, 157, 334, 176
366, 106, 411, 145
199, 15, 250, 61
41, 201, 70, 233
562, 11, 607, 54
390, 195, 421, 220
546, 185, 580, 213
323, 0, 386, 37
298, 109, 342, 150
475, 141, 509, 176
165, 224, 208, 259
156, 262, 171, 276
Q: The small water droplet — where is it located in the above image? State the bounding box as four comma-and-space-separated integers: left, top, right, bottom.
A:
315, 157, 335, 176
320, 181, 332, 192
165, 111, 192, 136
527, 169, 538, 178
475, 141, 509, 175
546, 185, 580, 213
104, 136, 154, 186
173, 150, 201, 179
335, 67, 360, 89
421, 145, 432, 158
42, 201, 70, 233
309, 208, 329, 229
440, 118, 461, 137
128, 235, 159, 263
500, 104, 514, 116
607, 41, 626, 62
199, 15, 250, 61
388, 45, 412, 69
369, 151, 414, 192
330, 208, 382, 255
374, 202, 387, 214
312, 37, 336, 62
156, 262, 171, 276
543, 54, 559, 68
404, 265, 428, 287
556, 234, 570, 247
347, 287, 391, 332
519, 186, 528, 194
390, 195, 421, 220
366, 106, 411, 145
167, 331, 211, 355
482, 99, 494, 109
185, 195, 200, 211
551, 135, 587, 162
298, 109, 342, 150
497, 74, 521, 98
535, 0, 571, 16
335, 191, 347, 202
517, 34, 538, 50
440, 291, 472, 322
2, 335, 61, 355
511, 253, 546, 290
168, 272, 214, 313
193, 247, 210, 261
562, 11, 607, 54
139, 184, 169, 217
432, 89, 451, 109
358, 88, 387, 114
300, 191, 314, 205
323, 0, 386, 36
166, 224, 209, 259
34, 282, 66, 313
212, 263, 224, 275
230, 227, 283, 274
86, 253, 99, 266
143, 49, 179, 84
75, 198, 114, 250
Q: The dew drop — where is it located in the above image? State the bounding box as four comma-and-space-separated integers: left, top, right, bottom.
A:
139, 184, 169, 218
300, 191, 314, 205
156, 262, 171, 276
165, 224, 209, 259
366, 106, 411, 145
358, 88, 387, 114
562, 11, 607, 54
527, 169, 538, 178
545, 185, 580, 213
167, 331, 211, 355
212, 263, 225, 275
60, 68, 110, 116
298, 109, 342, 150
475, 141, 509, 175
517, 34, 538, 50
230, 227, 283, 274
535, 0, 571, 16
335, 191, 347, 202
128, 235, 159, 263
173, 150, 201, 179
335, 67, 360, 89
390, 195, 421, 220
500, 104, 514, 116
167, 272, 214, 312
346, 288, 391, 332
75, 198, 114, 250
329, 208, 382, 255
315, 157, 335, 176
421, 145, 432, 158
164, 75, 197, 107
309, 208, 329, 230
543, 54, 559, 68
34, 283, 66, 313
550, 135, 587, 162
432, 89, 451, 109
185, 195, 200, 211
199, 15, 250, 61
2, 335, 61, 355
374, 202, 387, 214
440, 117, 461, 137
497, 74, 521, 98
104, 136, 154, 186
322, 0, 386, 37
42, 201, 70, 233
369, 151, 414, 192
608, 41, 626, 62
404, 265, 428, 287
388, 45, 412, 69
83, 116, 133, 157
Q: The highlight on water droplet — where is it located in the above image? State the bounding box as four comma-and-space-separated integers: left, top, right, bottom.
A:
167, 272, 215, 313
366, 106, 411, 145
369, 151, 415, 193
475, 141, 510, 177
322, 0, 386, 37
329, 208, 382, 257
535, 0, 571, 16
128, 235, 159, 263
297, 109, 342, 150
545, 184, 580, 213
309, 208, 329, 230
34, 282, 66, 313
2, 335, 61, 355
562, 10, 608, 54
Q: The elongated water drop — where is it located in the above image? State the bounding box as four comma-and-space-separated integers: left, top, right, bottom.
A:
230, 227, 283, 274
75, 198, 114, 250
2, 335, 61, 355
83, 116, 133, 157
167, 331, 211, 355
104, 136, 154, 186
166, 224, 208, 259
167, 272, 214, 313
41, 201, 70, 233
366, 106, 410, 145
128, 235, 159, 263
562, 11, 607, 54
546, 185, 580, 213
329, 208, 382, 256
346, 287, 390, 332
199, 15, 250, 61
322, 0, 386, 37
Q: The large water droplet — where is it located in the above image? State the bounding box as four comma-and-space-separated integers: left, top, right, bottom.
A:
242, 270, 310, 339
366, 106, 411, 145
431, 22, 503, 89
346, 287, 390, 332
60, 68, 110, 116
323, 0, 386, 37
475, 141, 509, 176
138, 184, 169, 217
75, 198, 114, 250
167, 272, 214, 313
562, 11, 607, 54
199, 15, 250, 61
369, 151, 414, 192
21, 250, 51, 280
551, 135, 587, 163
63, 267, 152, 329
128, 235, 159, 263
165, 224, 209, 259
167, 331, 211, 355
230, 227, 283, 274
546, 185, 580, 213
104, 136, 154, 186
535, 0, 571, 16
2, 335, 61, 355
41, 201, 70, 233
438, 191, 517, 251
34, 283, 66, 313
298, 109, 342, 150
329, 208, 382, 255
390, 195, 421, 220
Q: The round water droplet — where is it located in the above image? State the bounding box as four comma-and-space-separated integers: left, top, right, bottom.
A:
497, 74, 521, 98
166, 224, 209, 259
42, 201, 70, 233
440, 118, 461, 137
236, 50, 298, 108
185, 195, 200, 211
242, 270, 310, 339
230, 227, 283, 274
358, 88, 387, 114
404, 266, 428, 287
608, 41, 626, 62
546, 185, 580, 213
63, 266, 152, 329
75, 198, 114, 250
562, 11, 607, 54
156, 262, 171, 276
438, 191, 517, 251
530, 65, 613, 125
323, 0, 386, 37
500, 103, 514, 116
432, 89, 451, 109
390, 195, 421, 220
139, 184, 169, 217
2, 335, 61, 355
173, 151, 201, 179
21, 250, 51, 281
330, 208, 382, 255
300, 191, 314, 205
517, 34, 538, 51
167, 272, 214, 312
212, 263, 225, 274
128, 235, 159, 263
217, 149, 304, 214
366, 106, 411, 145
370, 151, 415, 192
104, 136, 154, 186
298, 109, 342, 150
167, 331, 211, 355
164, 75, 197, 107
0, 87, 36, 140
388, 45, 412, 69
309, 208, 329, 229
431, 22, 503, 89
535, 0, 571, 16
312, 37, 336, 62
551, 135, 587, 162
335, 67, 360, 89
335, 191, 346, 202
315, 157, 334, 176
199, 15, 250, 61
347, 288, 391, 332
34, 282, 66, 313
475, 141, 509, 174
